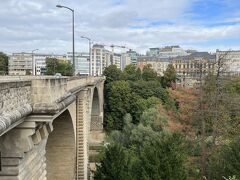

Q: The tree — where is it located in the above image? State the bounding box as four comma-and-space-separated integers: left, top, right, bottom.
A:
162, 64, 176, 88
104, 81, 133, 130
123, 64, 141, 81
95, 143, 133, 180
140, 107, 168, 131
210, 137, 240, 179
142, 64, 158, 81
45, 58, 73, 76
139, 133, 187, 180
0, 52, 8, 75
103, 65, 123, 84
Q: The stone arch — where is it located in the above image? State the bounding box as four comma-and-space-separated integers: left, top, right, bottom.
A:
88, 87, 104, 178
90, 87, 101, 131
45, 110, 76, 180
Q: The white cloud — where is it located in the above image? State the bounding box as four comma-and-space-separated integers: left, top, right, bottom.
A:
0, 0, 239, 54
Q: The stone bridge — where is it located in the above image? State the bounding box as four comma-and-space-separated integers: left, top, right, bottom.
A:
0, 76, 105, 180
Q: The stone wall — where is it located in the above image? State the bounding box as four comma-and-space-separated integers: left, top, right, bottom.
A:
0, 81, 32, 135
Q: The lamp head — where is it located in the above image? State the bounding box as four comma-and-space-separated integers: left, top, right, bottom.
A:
56, 5, 62, 8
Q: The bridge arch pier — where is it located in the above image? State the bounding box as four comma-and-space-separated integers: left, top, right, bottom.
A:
45, 110, 76, 180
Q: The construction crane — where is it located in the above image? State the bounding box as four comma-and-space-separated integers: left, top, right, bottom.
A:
109, 44, 126, 53
99, 43, 130, 54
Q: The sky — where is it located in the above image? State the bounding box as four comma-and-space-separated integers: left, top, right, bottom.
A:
0, 0, 240, 54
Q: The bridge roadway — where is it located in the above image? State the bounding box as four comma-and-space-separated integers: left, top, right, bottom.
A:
0, 76, 105, 180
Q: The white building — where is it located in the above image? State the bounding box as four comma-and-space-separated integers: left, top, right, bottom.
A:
147, 45, 188, 58
91, 44, 112, 76
9, 52, 67, 75
113, 53, 121, 69
67, 52, 90, 75
121, 53, 131, 70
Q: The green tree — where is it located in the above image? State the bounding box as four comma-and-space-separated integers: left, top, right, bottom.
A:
140, 107, 168, 131
142, 64, 157, 81
123, 64, 142, 81
139, 133, 187, 180
104, 81, 133, 130
103, 65, 123, 84
210, 137, 240, 179
95, 143, 132, 180
162, 64, 176, 88
0, 52, 8, 75
45, 58, 73, 76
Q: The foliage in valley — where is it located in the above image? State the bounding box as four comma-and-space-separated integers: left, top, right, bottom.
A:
95, 63, 240, 180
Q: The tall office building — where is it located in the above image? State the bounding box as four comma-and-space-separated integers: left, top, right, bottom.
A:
121, 53, 131, 70
91, 44, 112, 76
126, 50, 139, 65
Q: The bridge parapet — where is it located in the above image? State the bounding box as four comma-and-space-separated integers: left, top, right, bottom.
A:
67, 76, 105, 91
0, 81, 32, 135
0, 76, 105, 136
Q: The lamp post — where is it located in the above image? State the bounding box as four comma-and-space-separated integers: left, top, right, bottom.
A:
56, 4, 75, 75
81, 36, 92, 76
32, 49, 39, 75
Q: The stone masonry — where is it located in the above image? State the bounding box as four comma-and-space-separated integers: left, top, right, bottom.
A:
0, 76, 105, 180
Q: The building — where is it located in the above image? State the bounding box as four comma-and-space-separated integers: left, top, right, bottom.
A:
112, 53, 121, 69
137, 56, 171, 76
126, 50, 139, 65
216, 50, 240, 76
9, 52, 67, 75
120, 53, 131, 70
91, 44, 113, 76
9, 53, 33, 75
67, 52, 90, 75
147, 45, 188, 58
35, 54, 67, 75
171, 52, 216, 87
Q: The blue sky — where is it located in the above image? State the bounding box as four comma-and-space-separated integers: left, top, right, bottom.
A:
0, 0, 239, 54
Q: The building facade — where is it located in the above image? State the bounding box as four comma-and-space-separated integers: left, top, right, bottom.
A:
91, 44, 114, 76
126, 50, 139, 65
9, 53, 67, 75
137, 56, 171, 76
121, 53, 131, 70
9, 53, 33, 75
172, 52, 216, 87
147, 45, 188, 58
67, 52, 90, 75
216, 50, 240, 76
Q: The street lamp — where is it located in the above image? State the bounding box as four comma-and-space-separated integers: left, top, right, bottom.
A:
81, 36, 92, 76
56, 4, 75, 75
32, 49, 39, 75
